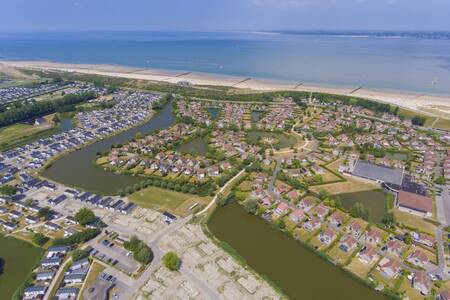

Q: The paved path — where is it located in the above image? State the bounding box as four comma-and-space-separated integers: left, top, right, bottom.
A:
43, 258, 71, 300
196, 169, 246, 216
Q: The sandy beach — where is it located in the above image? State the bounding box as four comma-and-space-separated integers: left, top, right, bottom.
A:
2, 60, 449, 118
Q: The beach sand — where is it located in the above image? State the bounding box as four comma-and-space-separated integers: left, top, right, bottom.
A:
2, 60, 449, 118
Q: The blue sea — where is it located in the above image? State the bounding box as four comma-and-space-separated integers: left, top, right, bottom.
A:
1, 31, 450, 95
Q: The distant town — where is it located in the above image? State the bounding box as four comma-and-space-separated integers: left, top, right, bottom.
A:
0, 67, 449, 300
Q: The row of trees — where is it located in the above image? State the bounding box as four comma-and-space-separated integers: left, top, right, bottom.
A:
118, 176, 217, 197
53, 228, 101, 246
0, 91, 96, 127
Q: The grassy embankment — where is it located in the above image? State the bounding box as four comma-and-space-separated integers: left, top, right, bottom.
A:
0, 235, 43, 300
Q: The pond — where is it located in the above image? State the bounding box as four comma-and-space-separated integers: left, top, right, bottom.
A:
0, 235, 43, 300
42, 103, 176, 194
335, 190, 387, 223
176, 137, 208, 156
207, 107, 220, 119
247, 130, 297, 148
385, 152, 408, 161
208, 202, 388, 300
251, 111, 263, 122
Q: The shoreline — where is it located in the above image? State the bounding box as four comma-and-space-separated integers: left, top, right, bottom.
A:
2, 60, 450, 119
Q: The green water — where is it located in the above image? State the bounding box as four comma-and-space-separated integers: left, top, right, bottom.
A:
208, 202, 388, 300
251, 111, 263, 122
0, 236, 43, 300
176, 137, 208, 156
247, 130, 297, 148
42, 103, 176, 194
335, 190, 387, 223
207, 107, 220, 119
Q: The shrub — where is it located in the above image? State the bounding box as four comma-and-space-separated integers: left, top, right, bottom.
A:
32, 233, 49, 246
163, 252, 181, 271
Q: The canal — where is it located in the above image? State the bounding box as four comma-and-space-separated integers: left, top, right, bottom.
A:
208, 202, 388, 300
42, 104, 176, 194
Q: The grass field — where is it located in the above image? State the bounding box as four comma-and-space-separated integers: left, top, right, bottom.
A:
0, 235, 43, 300
432, 118, 450, 130
310, 176, 380, 195
79, 261, 105, 300
394, 209, 437, 235
129, 186, 211, 216
0, 115, 56, 151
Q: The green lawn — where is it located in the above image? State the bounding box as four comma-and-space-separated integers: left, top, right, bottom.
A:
0, 235, 43, 300
0, 115, 57, 151
129, 186, 211, 216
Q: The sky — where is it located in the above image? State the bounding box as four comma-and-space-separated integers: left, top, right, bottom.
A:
1, 0, 450, 32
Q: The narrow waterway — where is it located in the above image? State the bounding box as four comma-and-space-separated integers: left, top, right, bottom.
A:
42, 104, 176, 194
208, 202, 388, 300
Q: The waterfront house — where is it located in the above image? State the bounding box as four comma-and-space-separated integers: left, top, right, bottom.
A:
365, 228, 384, 245
289, 209, 305, 224
298, 197, 314, 212
412, 271, 431, 295
329, 210, 346, 227
47, 246, 69, 257
312, 204, 329, 220
378, 257, 401, 279
2, 221, 17, 231
8, 210, 22, 219
339, 234, 358, 252
285, 190, 300, 202
346, 220, 363, 238
319, 227, 337, 246
23, 285, 48, 298
358, 246, 378, 264
303, 217, 321, 232
407, 249, 429, 267
274, 202, 290, 216
385, 239, 403, 256
41, 257, 62, 268
36, 271, 55, 281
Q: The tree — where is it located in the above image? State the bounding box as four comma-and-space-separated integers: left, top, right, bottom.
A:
163, 252, 181, 271
32, 233, 49, 246
216, 193, 228, 207
411, 115, 426, 126
349, 202, 370, 221
136, 248, 152, 264
244, 199, 258, 215
38, 207, 52, 221
381, 212, 396, 227
71, 249, 90, 261
434, 176, 446, 185
75, 208, 96, 226
123, 236, 154, 265
0, 185, 17, 196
